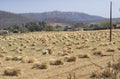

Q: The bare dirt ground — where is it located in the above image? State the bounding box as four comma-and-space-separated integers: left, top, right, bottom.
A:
0, 30, 120, 79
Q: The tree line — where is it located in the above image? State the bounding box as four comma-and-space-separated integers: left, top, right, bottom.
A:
2, 21, 116, 33
4, 21, 55, 33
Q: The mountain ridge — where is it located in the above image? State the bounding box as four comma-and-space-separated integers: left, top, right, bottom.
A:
0, 11, 35, 28
0, 10, 120, 29
21, 11, 107, 24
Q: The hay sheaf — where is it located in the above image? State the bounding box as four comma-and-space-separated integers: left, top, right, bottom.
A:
28, 58, 38, 63
93, 51, 103, 56
4, 67, 22, 76
0, 54, 4, 57
77, 54, 90, 58
21, 56, 29, 63
64, 56, 76, 62
5, 56, 13, 61
49, 59, 64, 65
106, 48, 115, 52
32, 62, 49, 69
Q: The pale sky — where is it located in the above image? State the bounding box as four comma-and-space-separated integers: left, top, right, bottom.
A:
0, 0, 120, 18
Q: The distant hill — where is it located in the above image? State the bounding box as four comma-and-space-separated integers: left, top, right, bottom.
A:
21, 11, 107, 24
0, 11, 35, 28
113, 18, 120, 22
0, 10, 120, 29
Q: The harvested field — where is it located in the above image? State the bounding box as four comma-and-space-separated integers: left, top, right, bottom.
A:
0, 30, 120, 79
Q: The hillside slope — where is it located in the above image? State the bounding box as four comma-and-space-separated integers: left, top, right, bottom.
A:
21, 11, 107, 24
0, 11, 35, 28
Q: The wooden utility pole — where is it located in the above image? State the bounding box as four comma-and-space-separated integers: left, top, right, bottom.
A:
110, 1, 112, 42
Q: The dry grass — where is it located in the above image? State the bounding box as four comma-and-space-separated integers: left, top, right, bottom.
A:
90, 57, 120, 79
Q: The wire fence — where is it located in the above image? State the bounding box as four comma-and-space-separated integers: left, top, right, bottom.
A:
45, 56, 113, 79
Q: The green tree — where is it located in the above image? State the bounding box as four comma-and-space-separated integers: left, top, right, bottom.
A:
99, 21, 110, 29
38, 21, 47, 30
19, 27, 29, 33
73, 23, 85, 28
44, 25, 55, 31
89, 24, 100, 29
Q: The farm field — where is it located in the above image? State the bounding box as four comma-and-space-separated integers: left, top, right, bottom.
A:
0, 30, 120, 79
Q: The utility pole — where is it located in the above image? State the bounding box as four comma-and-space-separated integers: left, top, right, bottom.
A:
109, 1, 112, 42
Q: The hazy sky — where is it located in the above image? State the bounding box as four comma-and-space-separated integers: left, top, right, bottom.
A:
0, 0, 120, 18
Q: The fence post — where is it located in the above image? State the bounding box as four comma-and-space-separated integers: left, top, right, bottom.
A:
110, 1, 112, 42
